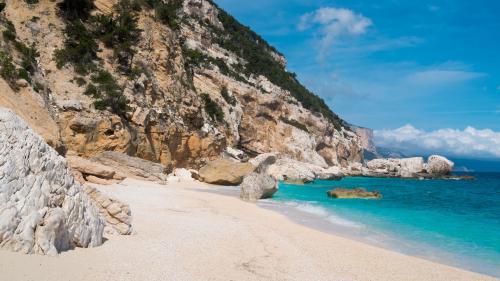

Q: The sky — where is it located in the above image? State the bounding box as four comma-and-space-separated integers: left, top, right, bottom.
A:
213, 0, 500, 159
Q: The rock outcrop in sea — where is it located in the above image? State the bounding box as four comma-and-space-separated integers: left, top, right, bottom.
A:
0, 108, 104, 255
427, 155, 454, 176
327, 188, 382, 199
348, 155, 458, 179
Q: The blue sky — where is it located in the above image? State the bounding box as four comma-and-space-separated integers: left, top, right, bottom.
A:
213, 0, 500, 159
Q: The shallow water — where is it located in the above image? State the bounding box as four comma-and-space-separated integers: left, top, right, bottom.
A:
265, 173, 500, 277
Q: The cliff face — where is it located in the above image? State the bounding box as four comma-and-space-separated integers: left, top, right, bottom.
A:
351, 125, 380, 161
0, 0, 362, 169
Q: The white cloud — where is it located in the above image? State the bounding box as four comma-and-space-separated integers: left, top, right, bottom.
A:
374, 125, 500, 158
298, 7, 372, 61
406, 70, 485, 86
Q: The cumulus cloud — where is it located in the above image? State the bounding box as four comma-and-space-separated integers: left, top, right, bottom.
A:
298, 7, 372, 61
374, 125, 500, 159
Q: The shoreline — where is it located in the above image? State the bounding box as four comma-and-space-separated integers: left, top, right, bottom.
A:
257, 196, 500, 278
0, 178, 498, 281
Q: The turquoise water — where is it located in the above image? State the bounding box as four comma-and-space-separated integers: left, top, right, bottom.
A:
270, 173, 500, 277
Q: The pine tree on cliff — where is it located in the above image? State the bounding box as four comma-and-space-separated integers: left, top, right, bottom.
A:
58, 0, 95, 20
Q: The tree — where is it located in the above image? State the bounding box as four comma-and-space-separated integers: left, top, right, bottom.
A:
58, 0, 95, 21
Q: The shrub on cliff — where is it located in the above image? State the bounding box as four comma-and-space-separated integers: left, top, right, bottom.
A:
84, 70, 129, 116
55, 20, 98, 74
0, 51, 18, 86
94, 0, 141, 72
201, 93, 224, 123
154, 0, 183, 29
58, 0, 95, 20
220, 86, 236, 106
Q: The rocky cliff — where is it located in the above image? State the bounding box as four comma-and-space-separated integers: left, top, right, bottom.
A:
0, 0, 362, 170
350, 125, 379, 161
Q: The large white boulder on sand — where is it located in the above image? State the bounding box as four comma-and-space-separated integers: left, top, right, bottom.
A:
427, 155, 454, 176
0, 108, 104, 255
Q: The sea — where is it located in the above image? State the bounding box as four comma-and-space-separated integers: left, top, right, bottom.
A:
259, 173, 500, 278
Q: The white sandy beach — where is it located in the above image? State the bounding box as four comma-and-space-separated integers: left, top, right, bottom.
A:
0, 178, 497, 281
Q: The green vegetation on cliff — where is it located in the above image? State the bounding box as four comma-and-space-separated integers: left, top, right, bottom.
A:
94, 0, 141, 72
55, 20, 98, 75
201, 93, 224, 123
58, 0, 95, 20
84, 70, 129, 116
209, 3, 345, 130
0, 16, 39, 89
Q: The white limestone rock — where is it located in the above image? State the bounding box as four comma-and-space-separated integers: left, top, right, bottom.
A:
240, 173, 278, 202
167, 168, 194, 183
366, 158, 400, 173
84, 186, 132, 235
223, 147, 248, 162
0, 108, 104, 255
267, 158, 317, 182
427, 155, 454, 176
266, 158, 340, 182
399, 157, 425, 178
249, 153, 278, 173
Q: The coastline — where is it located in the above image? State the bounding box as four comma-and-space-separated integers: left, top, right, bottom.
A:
0, 178, 497, 281
258, 196, 500, 278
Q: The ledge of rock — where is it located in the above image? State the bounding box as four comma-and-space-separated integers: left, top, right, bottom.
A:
240, 172, 278, 202
67, 155, 125, 185
0, 108, 104, 255
327, 188, 382, 199
199, 158, 255, 185
91, 151, 168, 183
84, 186, 133, 235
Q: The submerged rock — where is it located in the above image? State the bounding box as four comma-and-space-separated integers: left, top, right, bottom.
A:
0, 108, 104, 255
327, 188, 382, 199
240, 172, 278, 202
199, 158, 255, 185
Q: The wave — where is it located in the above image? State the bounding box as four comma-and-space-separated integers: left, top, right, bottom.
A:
281, 200, 364, 229
326, 214, 364, 229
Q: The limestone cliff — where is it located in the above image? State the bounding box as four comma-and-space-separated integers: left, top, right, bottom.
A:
351, 125, 380, 161
0, 0, 363, 169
